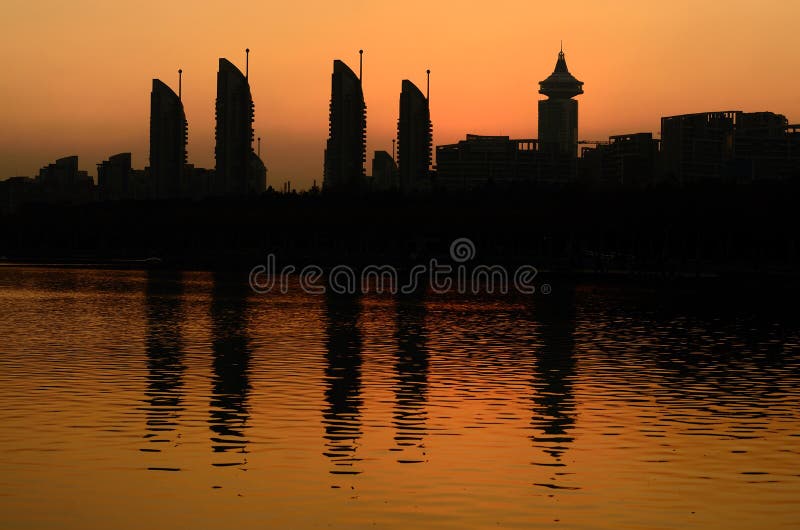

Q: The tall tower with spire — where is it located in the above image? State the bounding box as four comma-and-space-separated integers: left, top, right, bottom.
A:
397, 77, 432, 192
215, 56, 265, 196
323, 56, 367, 192
150, 78, 187, 198
538, 46, 583, 160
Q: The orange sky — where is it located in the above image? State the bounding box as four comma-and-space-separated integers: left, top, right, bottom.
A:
1, 0, 799, 190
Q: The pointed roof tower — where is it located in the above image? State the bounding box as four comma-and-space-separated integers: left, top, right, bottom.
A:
539, 47, 583, 99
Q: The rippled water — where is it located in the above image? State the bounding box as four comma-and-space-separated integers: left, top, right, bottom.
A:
1, 266, 798, 529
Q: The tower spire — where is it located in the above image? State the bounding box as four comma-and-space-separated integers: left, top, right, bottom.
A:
359, 49, 363, 81
246, 48, 250, 80
178, 69, 182, 100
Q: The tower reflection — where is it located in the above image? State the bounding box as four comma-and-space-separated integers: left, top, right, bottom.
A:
322, 292, 363, 475
392, 293, 429, 463
529, 287, 577, 463
142, 270, 185, 452
208, 272, 252, 464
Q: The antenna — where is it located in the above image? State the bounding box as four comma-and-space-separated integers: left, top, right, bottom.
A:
246, 48, 250, 80
178, 69, 182, 100
560, 40, 563, 53
257, 136, 261, 158
359, 49, 363, 81
392, 138, 396, 162
426, 69, 430, 100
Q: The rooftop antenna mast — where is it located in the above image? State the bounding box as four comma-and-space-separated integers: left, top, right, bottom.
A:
426, 69, 430, 100
246, 48, 250, 80
392, 138, 396, 162
257, 136, 261, 158
359, 49, 363, 81
178, 69, 182, 100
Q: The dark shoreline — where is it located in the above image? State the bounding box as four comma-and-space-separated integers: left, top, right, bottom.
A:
2, 183, 798, 286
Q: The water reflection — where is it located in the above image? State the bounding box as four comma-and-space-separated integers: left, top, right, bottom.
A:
392, 293, 429, 463
529, 288, 577, 463
3, 267, 800, 528
208, 273, 252, 464
142, 270, 185, 454
322, 292, 363, 475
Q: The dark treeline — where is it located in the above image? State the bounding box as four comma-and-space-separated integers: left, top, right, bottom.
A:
1, 181, 798, 281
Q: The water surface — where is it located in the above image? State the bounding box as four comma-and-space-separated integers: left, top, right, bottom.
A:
0, 267, 798, 529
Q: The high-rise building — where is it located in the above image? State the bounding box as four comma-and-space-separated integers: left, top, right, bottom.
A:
397, 79, 432, 192
323, 59, 367, 192
215, 58, 265, 196
538, 48, 583, 159
149, 79, 187, 199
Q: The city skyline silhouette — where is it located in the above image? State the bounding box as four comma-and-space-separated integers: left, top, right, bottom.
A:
2, 1, 799, 189
1, 1, 798, 275
2, 4, 800, 528
2, 45, 798, 202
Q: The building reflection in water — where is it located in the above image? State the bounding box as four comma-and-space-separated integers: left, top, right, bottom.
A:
322, 292, 363, 475
208, 272, 252, 464
392, 293, 429, 463
142, 270, 186, 451
529, 286, 577, 464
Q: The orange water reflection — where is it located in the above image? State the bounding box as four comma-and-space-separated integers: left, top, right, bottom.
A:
0, 267, 798, 529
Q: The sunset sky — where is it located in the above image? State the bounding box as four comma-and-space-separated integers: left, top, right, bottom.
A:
2, 0, 799, 190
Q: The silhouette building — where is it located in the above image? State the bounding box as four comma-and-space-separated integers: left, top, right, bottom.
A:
371, 150, 398, 190
36, 156, 95, 203
150, 79, 188, 199
435, 135, 542, 190
214, 58, 265, 196
538, 48, 583, 180
323, 59, 367, 192
397, 79, 432, 192
661, 111, 800, 183
97, 152, 147, 200
0, 177, 41, 215
580, 133, 661, 187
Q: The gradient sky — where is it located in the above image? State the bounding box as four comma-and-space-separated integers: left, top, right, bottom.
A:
2, 0, 799, 189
